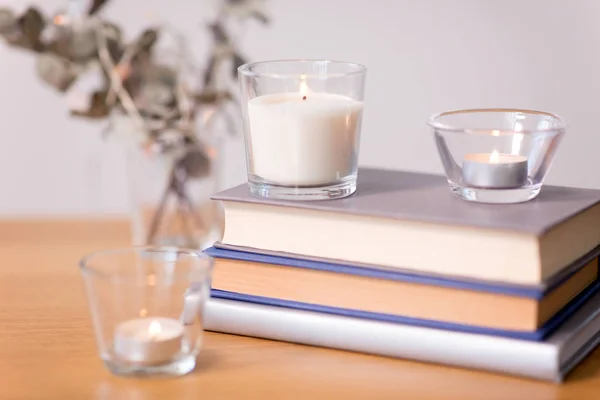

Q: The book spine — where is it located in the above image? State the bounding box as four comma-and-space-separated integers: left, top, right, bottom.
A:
204, 299, 560, 382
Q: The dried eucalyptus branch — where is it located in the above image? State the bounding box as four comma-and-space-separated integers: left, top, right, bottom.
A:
1, 0, 270, 246
94, 23, 147, 134
103, 38, 139, 106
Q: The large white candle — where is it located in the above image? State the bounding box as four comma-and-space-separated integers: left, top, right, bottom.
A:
247, 89, 364, 186
113, 317, 184, 365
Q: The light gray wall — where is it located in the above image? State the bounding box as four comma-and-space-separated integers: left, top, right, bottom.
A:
1, 0, 599, 216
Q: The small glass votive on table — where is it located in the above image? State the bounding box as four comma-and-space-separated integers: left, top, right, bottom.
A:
429, 108, 566, 204
238, 59, 367, 201
79, 247, 213, 377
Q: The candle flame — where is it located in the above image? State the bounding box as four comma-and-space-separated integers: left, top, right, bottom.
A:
299, 75, 309, 96
148, 321, 162, 338
490, 150, 500, 164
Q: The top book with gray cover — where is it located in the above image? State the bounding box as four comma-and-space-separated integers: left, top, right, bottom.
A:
212, 168, 600, 284
213, 168, 600, 234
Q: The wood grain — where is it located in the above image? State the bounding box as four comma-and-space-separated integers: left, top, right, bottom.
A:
1, 220, 600, 399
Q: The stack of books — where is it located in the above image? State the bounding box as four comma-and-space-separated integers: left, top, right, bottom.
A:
203, 168, 600, 382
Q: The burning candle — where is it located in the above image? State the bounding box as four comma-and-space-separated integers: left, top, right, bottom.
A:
247, 77, 364, 186
113, 317, 184, 365
462, 150, 528, 189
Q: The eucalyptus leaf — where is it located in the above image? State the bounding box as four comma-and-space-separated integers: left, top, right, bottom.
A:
144, 65, 177, 87
45, 36, 70, 59
178, 146, 211, 178
88, 0, 111, 16
251, 10, 270, 24
71, 90, 111, 118
137, 28, 158, 52
18, 7, 45, 52
36, 52, 77, 92
106, 36, 124, 61
0, 8, 17, 35
224, 0, 269, 23
137, 82, 176, 112
102, 22, 121, 42
68, 25, 98, 62
208, 22, 228, 44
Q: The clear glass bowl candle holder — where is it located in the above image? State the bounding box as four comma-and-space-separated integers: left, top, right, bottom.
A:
238, 59, 367, 200
429, 109, 566, 204
79, 247, 213, 377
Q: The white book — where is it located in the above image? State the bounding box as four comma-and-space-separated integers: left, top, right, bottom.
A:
204, 290, 600, 382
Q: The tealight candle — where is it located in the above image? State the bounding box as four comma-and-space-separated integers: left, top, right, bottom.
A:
247, 82, 364, 186
462, 151, 528, 189
113, 317, 184, 365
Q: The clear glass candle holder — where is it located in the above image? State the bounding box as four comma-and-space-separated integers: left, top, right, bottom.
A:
79, 247, 213, 377
429, 109, 566, 204
238, 59, 367, 200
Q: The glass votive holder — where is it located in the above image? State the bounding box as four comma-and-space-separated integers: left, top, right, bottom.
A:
238, 59, 367, 201
79, 247, 213, 377
429, 108, 566, 204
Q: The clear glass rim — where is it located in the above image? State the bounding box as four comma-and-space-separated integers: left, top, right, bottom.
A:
428, 108, 567, 134
79, 246, 213, 281
238, 59, 367, 79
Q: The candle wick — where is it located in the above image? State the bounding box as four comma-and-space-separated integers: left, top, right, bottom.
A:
302, 95, 307, 101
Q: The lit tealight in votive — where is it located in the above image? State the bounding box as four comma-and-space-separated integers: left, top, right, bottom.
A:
462, 150, 528, 189
113, 317, 184, 365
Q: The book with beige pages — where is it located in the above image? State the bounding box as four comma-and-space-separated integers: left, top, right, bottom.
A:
212, 168, 600, 285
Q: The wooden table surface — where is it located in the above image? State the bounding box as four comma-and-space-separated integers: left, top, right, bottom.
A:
2, 220, 600, 400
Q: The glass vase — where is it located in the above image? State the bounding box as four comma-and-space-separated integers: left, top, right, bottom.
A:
120, 119, 225, 250
103, 24, 230, 250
